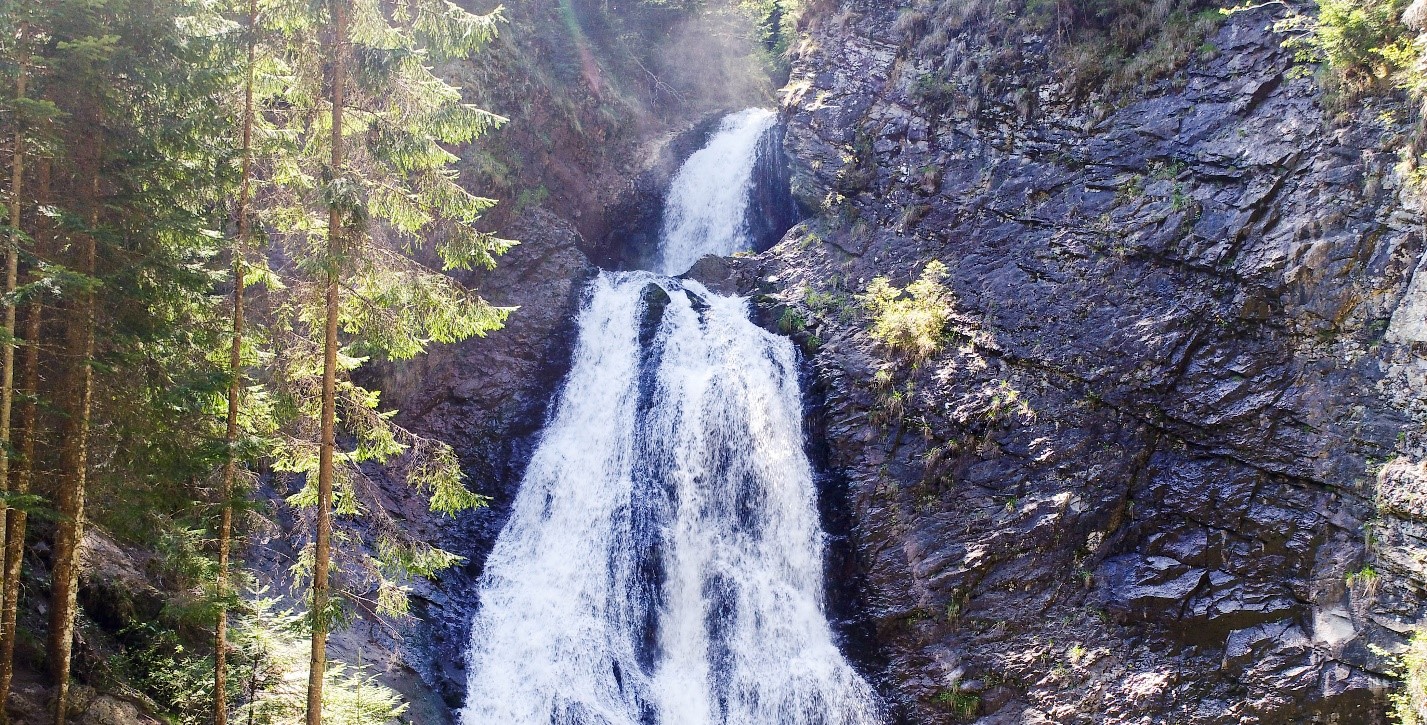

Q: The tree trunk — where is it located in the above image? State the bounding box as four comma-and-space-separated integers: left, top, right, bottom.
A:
0, 33, 27, 639
216, 2, 258, 722
0, 64, 35, 725
50, 145, 99, 725
306, 2, 347, 723
0, 284, 41, 721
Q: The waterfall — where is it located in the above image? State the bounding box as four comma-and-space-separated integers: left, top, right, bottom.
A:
655, 108, 777, 276
459, 110, 882, 725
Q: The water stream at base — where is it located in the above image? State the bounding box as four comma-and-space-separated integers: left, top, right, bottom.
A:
459, 108, 882, 725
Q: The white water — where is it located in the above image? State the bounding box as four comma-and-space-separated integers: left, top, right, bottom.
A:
655, 108, 778, 276
459, 109, 882, 725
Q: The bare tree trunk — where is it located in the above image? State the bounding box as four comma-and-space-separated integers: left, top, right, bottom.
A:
0, 60, 35, 725
306, 2, 347, 722
0, 31, 27, 640
50, 142, 99, 725
0, 282, 41, 722
216, 3, 259, 722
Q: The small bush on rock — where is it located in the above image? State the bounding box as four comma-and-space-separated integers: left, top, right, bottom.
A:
1393, 626, 1427, 724
858, 260, 953, 362
1273, 0, 1416, 101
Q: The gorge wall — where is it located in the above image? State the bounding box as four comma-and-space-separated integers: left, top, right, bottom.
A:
736, 0, 1427, 722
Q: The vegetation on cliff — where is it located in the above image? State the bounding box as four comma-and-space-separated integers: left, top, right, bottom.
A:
876, 0, 1231, 98
857, 260, 954, 364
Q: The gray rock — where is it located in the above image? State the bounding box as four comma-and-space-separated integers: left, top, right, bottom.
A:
755, 0, 1427, 721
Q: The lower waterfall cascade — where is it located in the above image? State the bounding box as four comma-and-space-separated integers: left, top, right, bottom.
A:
458, 109, 883, 725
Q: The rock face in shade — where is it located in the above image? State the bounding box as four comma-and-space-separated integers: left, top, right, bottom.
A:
724, 0, 1427, 722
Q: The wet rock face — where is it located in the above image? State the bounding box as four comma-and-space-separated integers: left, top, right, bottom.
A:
751, 0, 1427, 722
597, 115, 726, 271
748, 121, 802, 254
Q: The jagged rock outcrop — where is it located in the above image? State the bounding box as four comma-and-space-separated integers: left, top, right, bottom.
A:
734, 0, 1427, 722
6, 530, 173, 725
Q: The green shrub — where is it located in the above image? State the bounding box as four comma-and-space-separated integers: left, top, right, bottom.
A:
778, 307, 808, 334
1316, 0, 1414, 91
1393, 627, 1427, 724
231, 593, 407, 725
1274, 0, 1417, 101
110, 622, 215, 725
858, 260, 953, 362
805, 285, 855, 321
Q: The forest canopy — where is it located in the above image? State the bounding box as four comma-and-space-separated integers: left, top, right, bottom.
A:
0, 0, 511, 722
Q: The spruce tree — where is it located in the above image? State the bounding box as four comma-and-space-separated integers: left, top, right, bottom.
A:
307, 1, 348, 718
0, 1, 515, 721
1, 20, 25, 593
0, 11, 48, 718
48, 57, 102, 725
215, 1, 260, 722
26, 1, 243, 719
253, 0, 513, 720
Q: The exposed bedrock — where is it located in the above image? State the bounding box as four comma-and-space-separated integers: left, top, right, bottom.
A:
709, 0, 1427, 722
365, 211, 597, 719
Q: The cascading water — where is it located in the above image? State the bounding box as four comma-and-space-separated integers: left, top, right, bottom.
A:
655, 109, 779, 276
459, 109, 882, 725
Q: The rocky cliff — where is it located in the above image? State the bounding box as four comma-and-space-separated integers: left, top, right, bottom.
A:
732, 0, 1427, 722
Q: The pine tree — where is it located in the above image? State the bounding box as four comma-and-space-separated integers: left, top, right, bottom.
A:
0, 20, 25, 595
252, 1, 514, 721
215, 2, 260, 722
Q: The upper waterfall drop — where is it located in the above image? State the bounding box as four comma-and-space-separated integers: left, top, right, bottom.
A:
654, 108, 778, 276
459, 109, 883, 725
